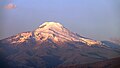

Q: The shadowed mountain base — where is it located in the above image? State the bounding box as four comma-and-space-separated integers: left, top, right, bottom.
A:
58, 57, 120, 68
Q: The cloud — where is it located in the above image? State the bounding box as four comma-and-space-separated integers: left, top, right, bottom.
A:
4, 3, 16, 9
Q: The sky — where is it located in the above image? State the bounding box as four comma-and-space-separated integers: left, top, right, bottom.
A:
0, 0, 120, 40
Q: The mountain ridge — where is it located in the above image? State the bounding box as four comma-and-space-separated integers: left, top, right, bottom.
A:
1, 22, 102, 47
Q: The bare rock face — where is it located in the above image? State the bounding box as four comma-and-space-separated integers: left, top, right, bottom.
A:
0, 22, 120, 68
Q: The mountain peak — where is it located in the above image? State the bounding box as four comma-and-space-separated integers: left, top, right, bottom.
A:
39, 22, 63, 29
33, 22, 102, 46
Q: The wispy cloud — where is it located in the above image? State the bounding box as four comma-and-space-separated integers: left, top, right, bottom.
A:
4, 3, 16, 9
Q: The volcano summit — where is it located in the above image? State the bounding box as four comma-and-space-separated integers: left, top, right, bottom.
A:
0, 22, 120, 68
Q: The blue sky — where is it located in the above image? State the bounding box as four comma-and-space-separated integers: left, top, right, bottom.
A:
0, 0, 120, 40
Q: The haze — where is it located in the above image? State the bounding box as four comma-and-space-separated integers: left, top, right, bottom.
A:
0, 0, 120, 40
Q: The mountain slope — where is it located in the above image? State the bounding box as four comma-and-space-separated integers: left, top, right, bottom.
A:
58, 57, 120, 68
0, 22, 120, 68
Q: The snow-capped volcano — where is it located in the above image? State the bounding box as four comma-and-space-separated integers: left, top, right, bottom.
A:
4, 22, 101, 46
0, 22, 120, 68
